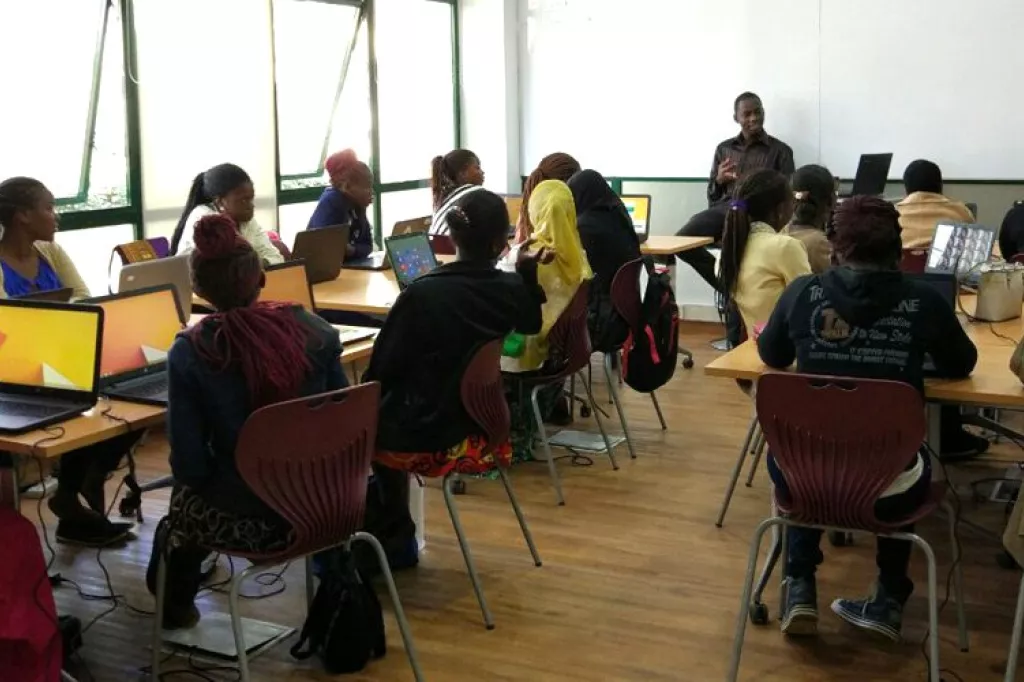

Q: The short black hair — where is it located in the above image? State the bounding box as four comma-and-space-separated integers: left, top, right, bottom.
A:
734, 92, 762, 113
903, 159, 943, 195
447, 189, 508, 261
0, 176, 48, 228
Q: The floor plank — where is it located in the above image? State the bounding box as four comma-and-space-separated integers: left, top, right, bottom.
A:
27, 322, 1024, 681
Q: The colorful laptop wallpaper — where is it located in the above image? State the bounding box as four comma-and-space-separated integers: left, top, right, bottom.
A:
0, 305, 100, 391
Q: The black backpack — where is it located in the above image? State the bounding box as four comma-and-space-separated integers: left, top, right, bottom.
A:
290, 551, 386, 674
622, 263, 679, 393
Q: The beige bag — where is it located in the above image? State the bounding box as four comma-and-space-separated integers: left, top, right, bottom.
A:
975, 263, 1024, 323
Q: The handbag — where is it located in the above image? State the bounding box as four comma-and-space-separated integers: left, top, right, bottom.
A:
974, 263, 1024, 323
107, 237, 170, 293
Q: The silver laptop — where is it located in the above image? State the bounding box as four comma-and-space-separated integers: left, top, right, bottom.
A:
119, 254, 191, 323
925, 222, 996, 286
0, 299, 103, 433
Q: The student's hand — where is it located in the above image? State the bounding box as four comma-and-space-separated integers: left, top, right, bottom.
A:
517, 239, 555, 267
716, 158, 738, 185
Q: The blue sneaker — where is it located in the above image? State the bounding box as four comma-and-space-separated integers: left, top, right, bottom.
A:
831, 586, 903, 642
781, 576, 818, 636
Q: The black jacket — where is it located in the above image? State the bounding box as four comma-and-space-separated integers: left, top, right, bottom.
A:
577, 206, 641, 351
364, 260, 545, 452
757, 267, 977, 392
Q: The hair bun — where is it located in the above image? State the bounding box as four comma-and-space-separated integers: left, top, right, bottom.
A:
325, 149, 360, 177
193, 214, 244, 259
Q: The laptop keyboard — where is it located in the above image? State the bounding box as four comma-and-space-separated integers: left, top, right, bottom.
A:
116, 375, 169, 398
0, 400, 68, 419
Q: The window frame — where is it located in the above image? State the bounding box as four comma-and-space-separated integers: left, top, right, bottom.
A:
273, 0, 462, 244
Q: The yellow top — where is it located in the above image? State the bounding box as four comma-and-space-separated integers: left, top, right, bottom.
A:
504, 180, 592, 372
896, 191, 975, 249
781, 224, 831, 274
0, 241, 90, 301
734, 223, 811, 334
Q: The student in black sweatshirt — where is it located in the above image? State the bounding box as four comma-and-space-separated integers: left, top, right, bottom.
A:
757, 196, 977, 642
366, 189, 548, 473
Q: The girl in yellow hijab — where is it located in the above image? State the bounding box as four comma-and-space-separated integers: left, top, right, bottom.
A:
503, 180, 593, 373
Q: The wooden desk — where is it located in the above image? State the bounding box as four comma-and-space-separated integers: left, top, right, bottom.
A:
641, 236, 714, 256
313, 269, 399, 314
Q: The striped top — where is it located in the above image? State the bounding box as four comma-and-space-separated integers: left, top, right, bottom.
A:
430, 184, 485, 235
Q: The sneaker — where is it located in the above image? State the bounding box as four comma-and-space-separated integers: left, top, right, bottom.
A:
781, 576, 818, 636
55, 517, 132, 548
831, 587, 903, 642
940, 429, 989, 462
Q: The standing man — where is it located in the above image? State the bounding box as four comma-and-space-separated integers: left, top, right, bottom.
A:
677, 92, 795, 292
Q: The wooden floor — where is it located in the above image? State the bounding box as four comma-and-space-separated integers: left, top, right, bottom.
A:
34, 323, 1024, 681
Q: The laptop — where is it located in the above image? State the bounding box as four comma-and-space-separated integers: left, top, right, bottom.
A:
840, 153, 893, 198
621, 195, 652, 243
260, 260, 315, 311
14, 287, 74, 303
925, 222, 996, 286
384, 233, 439, 290
119, 254, 191, 324
906, 272, 959, 374
391, 216, 432, 237
292, 225, 349, 284
87, 285, 183, 406
342, 250, 390, 271
0, 299, 103, 433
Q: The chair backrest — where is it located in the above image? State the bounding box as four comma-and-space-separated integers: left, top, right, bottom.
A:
1011, 253, 1024, 265
429, 233, 456, 256
899, 247, 929, 274
459, 340, 510, 453
756, 373, 925, 530
545, 280, 592, 378
234, 382, 381, 559
609, 258, 644, 329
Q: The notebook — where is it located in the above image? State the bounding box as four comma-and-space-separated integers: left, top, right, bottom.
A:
87, 285, 183, 406
384, 233, 439, 290
260, 260, 315, 311
0, 299, 103, 433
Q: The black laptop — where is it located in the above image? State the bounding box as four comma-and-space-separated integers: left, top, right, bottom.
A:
906, 272, 958, 373
14, 287, 74, 303
840, 153, 893, 198
343, 250, 391, 271
0, 299, 103, 433
384, 233, 440, 291
292, 225, 349, 284
86, 285, 183, 407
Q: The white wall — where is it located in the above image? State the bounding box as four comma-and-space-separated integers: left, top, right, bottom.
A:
134, 0, 278, 240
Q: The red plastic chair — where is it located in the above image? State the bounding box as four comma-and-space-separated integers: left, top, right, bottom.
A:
504, 281, 619, 505
429, 233, 456, 256
899, 247, 929, 273
1011, 253, 1024, 265
151, 383, 424, 682
727, 374, 967, 682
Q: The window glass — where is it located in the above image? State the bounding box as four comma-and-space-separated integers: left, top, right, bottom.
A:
55, 224, 136, 296
379, 188, 432, 237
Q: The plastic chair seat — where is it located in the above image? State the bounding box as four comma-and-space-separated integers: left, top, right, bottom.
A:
775, 480, 947, 534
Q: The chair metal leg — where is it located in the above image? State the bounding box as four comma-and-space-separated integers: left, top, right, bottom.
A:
531, 384, 565, 506
1005, 571, 1024, 682
905, 533, 941, 682
716, 416, 759, 528
348, 532, 425, 681
228, 566, 253, 682
497, 468, 542, 567
728, 517, 784, 682
304, 556, 315, 610
650, 392, 667, 430
744, 427, 766, 488
151, 548, 169, 679
752, 499, 783, 610
442, 472, 495, 629
577, 371, 618, 471
603, 353, 637, 460
943, 501, 969, 652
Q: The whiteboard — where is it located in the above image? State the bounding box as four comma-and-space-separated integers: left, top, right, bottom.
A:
519, 0, 821, 177
520, 0, 1024, 180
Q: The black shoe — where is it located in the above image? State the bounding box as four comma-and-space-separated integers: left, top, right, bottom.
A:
55, 517, 132, 548
545, 397, 573, 427
940, 429, 989, 462
59, 615, 83, 662
781, 576, 818, 636
831, 585, 903, 642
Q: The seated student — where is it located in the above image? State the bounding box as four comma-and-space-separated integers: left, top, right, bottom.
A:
366, 189, 546, 475
307, 149, 374, 260
429, 149, 485, 235
514, 152, 581, 243
718, 169, 810, 345
171, 163, 284, 265
757, 196, 977, 640
782, 164, 834, 274
567, 169, 641, 351
896, 159, 974, 248
147, 214, 345, 629
999, 201, 1024, 262
0, 176, 135, 545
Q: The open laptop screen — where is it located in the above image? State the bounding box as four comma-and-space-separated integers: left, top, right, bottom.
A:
92, 287, 182, 380
925, 222, 995, 279
386, 233, 439, 288
260, 261, 314, 311
0, 303, 101, 391
621, 195, 651, 240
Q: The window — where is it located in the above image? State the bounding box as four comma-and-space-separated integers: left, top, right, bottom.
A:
0, 0, 132, 213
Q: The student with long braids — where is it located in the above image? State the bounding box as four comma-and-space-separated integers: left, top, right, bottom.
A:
171, 163, 283, 265
308, 149, 375, 260
147, 213, 346, 629
514, 152, 581, 243
429, 149, 485, 235
782, 164, 835, 274
718, 169, 810, 343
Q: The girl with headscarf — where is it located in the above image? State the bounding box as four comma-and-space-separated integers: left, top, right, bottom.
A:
568, 170, 641, 351
515, 152, 581, 243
